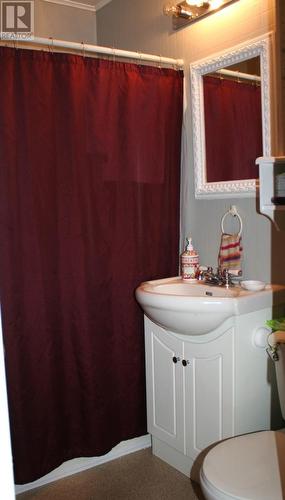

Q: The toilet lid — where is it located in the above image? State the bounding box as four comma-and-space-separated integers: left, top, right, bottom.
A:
202, 431, 285, 500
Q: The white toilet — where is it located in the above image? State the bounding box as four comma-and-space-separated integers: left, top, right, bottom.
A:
200, 341, 285, 500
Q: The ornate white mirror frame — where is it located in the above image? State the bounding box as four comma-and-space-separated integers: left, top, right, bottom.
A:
190, 34, 272, 199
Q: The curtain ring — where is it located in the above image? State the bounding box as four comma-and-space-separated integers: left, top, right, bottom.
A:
158, 54, 162, 69
112, 46, 116, 63
48, 37, 54, 54
81, 41, 85, 58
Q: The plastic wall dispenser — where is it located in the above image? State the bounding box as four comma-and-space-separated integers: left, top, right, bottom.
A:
256, 156, 285, 230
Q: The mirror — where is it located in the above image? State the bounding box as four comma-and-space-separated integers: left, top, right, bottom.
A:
190, 35, 271, 198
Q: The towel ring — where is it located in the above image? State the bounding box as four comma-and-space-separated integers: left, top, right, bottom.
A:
221, 205, 242, 237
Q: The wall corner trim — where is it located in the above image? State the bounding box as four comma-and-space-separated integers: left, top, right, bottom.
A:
94, 0, 112, 10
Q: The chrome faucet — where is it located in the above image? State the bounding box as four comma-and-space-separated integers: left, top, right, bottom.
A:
201, 267, 234, 288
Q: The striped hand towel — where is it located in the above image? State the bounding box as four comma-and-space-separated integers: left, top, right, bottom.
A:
218, 233, 242, 271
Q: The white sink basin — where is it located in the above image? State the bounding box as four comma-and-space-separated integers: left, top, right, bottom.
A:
135, 277, 285, 335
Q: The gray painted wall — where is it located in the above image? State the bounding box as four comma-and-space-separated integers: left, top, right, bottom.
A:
97, 0, 285, 284
35, 0, 97, 43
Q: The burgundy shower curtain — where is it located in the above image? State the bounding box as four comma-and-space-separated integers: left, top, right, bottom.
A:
0, 47, 183, 483
203, 75, 262, 182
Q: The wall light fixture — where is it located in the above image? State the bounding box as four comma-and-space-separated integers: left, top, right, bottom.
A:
163, 0, 239, 29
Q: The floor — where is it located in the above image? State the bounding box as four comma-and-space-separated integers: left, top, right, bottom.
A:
16, 448, 204, 500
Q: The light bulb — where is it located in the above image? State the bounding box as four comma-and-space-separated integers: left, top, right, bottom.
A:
209, 0, 224, 8
185, 0, 205, 5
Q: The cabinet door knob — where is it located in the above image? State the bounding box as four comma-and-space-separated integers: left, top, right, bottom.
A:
182, 359, 190, 367
172, 356, 180, 364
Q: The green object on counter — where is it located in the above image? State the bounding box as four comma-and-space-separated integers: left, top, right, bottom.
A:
266, 317, 285, 331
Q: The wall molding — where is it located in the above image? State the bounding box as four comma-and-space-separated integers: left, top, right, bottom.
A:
42, 0, 96, 12
41, 0, 112, 11
15, 434, 151, 495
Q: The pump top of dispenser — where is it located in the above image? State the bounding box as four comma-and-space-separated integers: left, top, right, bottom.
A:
185, 237, 193, 252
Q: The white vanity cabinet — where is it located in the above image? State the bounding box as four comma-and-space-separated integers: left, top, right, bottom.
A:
144, 310, 276, 477
183, 327, 234, 460
144, 322, 184, 453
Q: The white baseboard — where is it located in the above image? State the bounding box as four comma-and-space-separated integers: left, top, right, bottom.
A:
15, 434, 151, 495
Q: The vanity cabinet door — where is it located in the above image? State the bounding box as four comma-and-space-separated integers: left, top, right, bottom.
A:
184, 327, 235, 460
144, 318, 184, 453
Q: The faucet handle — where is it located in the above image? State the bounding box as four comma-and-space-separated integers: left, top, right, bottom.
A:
222, 269, 233, 287
217, 266, 223, 278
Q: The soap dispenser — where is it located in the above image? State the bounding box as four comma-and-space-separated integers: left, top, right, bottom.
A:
181, 237, 199, 281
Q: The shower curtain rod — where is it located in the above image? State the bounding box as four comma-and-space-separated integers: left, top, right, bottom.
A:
1, 36, 184, 68
215, 68, 261, 82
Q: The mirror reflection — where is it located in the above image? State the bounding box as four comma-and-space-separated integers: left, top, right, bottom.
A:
203, 57, 262, 183
190, 36, 271, 198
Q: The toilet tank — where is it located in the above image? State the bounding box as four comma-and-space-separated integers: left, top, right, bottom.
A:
275, 344, 285, 420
